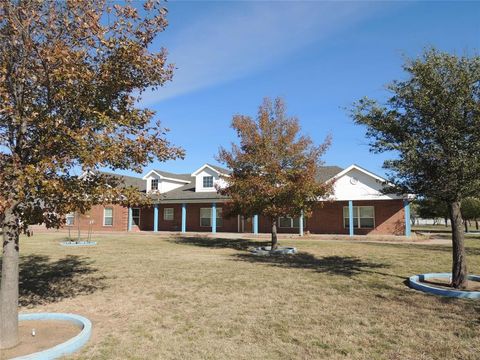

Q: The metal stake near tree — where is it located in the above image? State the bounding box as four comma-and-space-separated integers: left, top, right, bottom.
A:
351, 48, 480, 289
0, 0, 183, 349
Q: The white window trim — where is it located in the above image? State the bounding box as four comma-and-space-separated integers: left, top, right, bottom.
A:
66, 213, 75, 226
203, 176, 214, 188
278, 216, 304, 229
164, 207, 174, 221
343, 206, 375, 229
103, 207, 114, 226
151, 179, 159, 191
132, 208, 141, 227
200, 207, 223, 227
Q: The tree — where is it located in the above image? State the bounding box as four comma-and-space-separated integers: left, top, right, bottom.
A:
217, 98, 332, 250
461, 197, 480, 232
0, 0, 183, 349
352, 48, 480, 289
416, 198, 449, 226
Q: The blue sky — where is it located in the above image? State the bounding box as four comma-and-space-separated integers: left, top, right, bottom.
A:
121, 1, 480, 178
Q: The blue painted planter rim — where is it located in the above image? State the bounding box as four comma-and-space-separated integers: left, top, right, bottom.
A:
409, 273, 480, 299
60, 241, 97, 246
12, 313, 92, 360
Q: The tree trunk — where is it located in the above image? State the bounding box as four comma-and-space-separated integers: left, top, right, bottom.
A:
476, 219, 479, 230
0, 209, 20, 349
445, 217, 448, 227
271, 218, 278, 251
449, 201, 468, 289
464, 219, 469, 233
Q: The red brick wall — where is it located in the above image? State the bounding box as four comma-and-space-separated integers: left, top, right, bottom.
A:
306, 200, 405, 235
60, 200, 405, 236
257, 200, 405, 235
63, 204, 128, 232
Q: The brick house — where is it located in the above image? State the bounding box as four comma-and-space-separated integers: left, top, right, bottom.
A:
67, 163, 412, 237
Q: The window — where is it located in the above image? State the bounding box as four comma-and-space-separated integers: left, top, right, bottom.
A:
104, 207, 113, 226
278, 216, 304, 228
66, 213, 75, 226
203, 176, 214, 188
200, 207, 223, 227
151, 179, 159, 191
164, 208, 174, 221
132, 208, 140, 226
343, 206, 375, 229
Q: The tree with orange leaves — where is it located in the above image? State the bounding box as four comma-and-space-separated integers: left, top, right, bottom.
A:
218, 98, 332, 251
0, 0, 183, 348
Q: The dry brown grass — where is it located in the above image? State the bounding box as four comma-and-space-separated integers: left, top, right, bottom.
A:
6, 233, 480, 359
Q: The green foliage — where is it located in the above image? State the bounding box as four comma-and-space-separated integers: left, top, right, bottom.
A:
416, 198, 449, 220
351, 48, 480, 203
0, 0, 184, 230
461, 197, 480, 221
217, 98, 332, 220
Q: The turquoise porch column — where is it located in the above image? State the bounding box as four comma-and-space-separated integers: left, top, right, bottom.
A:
212, 203, 217, 234
253, 215, 258, 235
404, 200, 411, 237
128, 207, 132, 232
299, 210, 304, 236
153, 204, 159, 232
181, 203, 186, 233
349, 200, 354, 237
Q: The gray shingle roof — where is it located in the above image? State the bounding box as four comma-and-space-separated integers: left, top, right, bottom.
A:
152, 170, 192, 182
100, 165, 342, 201
315, 166, 343, 183
206, 163, 231, 174
99, 171, 146, 192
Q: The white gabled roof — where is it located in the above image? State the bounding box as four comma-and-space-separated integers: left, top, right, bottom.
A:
191, 163, 229, 177
142, 170, 190, 183
327, 164, 387, 183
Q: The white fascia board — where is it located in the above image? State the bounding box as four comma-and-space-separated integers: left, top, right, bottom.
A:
327, 164, 387, 184
191, 164, 223, 177
142, 170, 189, 183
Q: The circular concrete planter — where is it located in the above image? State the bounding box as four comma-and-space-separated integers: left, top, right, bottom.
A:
251, 246, 298, 256
409, 273, 480, 299
12, 313, 92, 360
60, 241, 97, 246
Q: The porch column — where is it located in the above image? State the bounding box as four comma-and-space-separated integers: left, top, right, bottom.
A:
128, 207, 132, 232
153, 204, 159, 232
299, 210, 304, 236
404, 200, 411, 237
253, 214, 258, 235
211, 203, 217, 234
349, 200, 354, 237
181, 203, 186, 233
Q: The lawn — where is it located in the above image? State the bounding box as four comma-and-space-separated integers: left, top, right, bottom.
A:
3, 232, 480, 359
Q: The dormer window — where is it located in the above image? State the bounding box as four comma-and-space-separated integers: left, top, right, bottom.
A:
151, 179, 159, 191
203, 176, 214, 188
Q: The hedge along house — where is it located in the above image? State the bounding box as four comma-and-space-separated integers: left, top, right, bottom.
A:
66, 163, 412, 237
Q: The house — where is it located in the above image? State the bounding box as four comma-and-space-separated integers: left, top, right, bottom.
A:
66, 163, 412, 237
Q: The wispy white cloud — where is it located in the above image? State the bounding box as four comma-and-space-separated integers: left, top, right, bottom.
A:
141, 2, 387, 104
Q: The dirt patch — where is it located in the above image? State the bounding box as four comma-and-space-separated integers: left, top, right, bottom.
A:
1, 320, 81, 360
422, 277, 480, 291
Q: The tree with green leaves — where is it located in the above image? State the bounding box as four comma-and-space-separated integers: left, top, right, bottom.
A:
352, 48, 480, 289
217, 98, 332, 250
0, 0, 183, 348
416, 198, 449, 226
461, 197, 480, 232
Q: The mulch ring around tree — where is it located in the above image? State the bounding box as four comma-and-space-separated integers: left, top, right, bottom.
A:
0, 320, 81, 360
421, 277, 480, 291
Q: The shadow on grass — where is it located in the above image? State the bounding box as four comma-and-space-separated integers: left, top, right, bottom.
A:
172, 236, 270, 251
233, 252, 392, 277
173, 236, 393, 278
0, 254, 106, 307
360, 241, 480, 256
